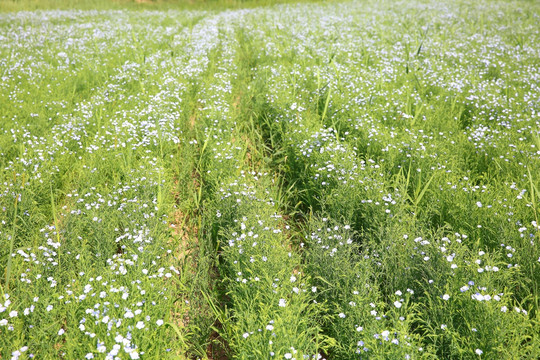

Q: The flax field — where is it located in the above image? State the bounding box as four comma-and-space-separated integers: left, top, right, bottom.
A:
1, 0, 540, 359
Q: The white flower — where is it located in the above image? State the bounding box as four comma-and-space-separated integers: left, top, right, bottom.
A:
136, 321, 145, 329
0, 319, 8, 326
381, 330, 390, 338
442, 294, 450, 301
284, 353, 292, 359
473, 293, 485, 301
85, 353, 94, 359
475, 348, 483, 355
476, 202, 482, 208
110, 344, 120, 356
9, 311, 17, 318
394, 301, 402, 308
339, 313, 346, 318
243, 332, 249, 338
501, 306, 508, 312
279, 299, 286, 307
58, 328, 65, 336
156, 319, 164, 326
46, 305, 53, 312
266, 325, 274, 331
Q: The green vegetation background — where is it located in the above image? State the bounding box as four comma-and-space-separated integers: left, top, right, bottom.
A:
0, 0, 333, 12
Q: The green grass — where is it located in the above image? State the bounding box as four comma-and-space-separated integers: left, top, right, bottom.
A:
0, 0, 335, 12
1, 0, 540, 359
